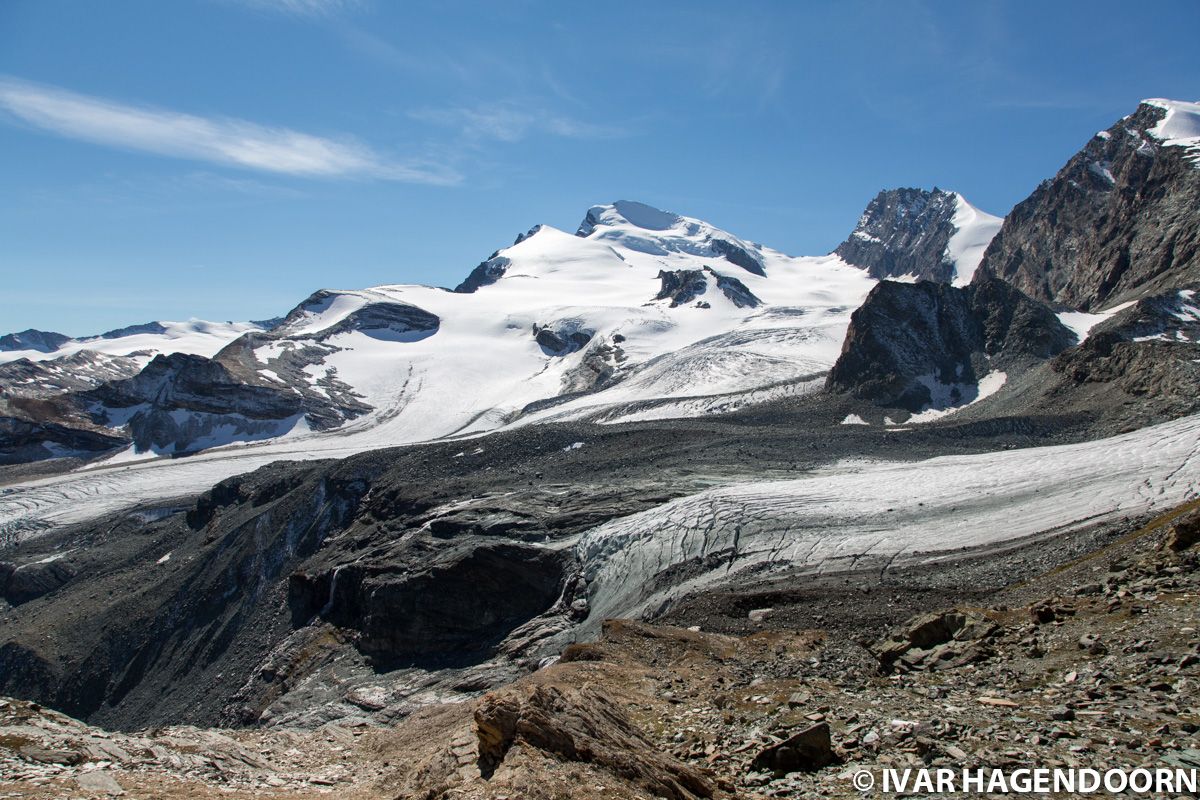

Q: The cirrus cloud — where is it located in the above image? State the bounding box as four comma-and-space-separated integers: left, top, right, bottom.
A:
0, 76, 459, 185
409, 102, 626, 143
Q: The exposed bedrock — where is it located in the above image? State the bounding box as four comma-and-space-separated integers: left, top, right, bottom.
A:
654, 267, 762, 309
0, 458, 376, 727
85, 352, 305, 453
833, 187, 961, 282
532, 320, 594, 356
0, 414, 127, 465
825, 277, 1074, 410
0, 430, 685, 728
290, 542, 572, 667
976, 102, 1200, 310
0, 329, 71, 353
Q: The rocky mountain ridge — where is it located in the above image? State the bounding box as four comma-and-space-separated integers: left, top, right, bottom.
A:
832, 188, 1001, 284
976, 99, 1200, 311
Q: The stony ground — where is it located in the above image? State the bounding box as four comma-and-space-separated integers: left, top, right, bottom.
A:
2, 501, 1199, 799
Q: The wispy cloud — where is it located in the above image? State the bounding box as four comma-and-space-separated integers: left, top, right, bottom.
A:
0, 76, 459, 185
231, 0, 361, 18
410, 102, 624, 143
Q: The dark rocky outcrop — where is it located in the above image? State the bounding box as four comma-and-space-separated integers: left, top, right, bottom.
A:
976, 102, 1200, 310
292, 542, 569, 666
875, 610, 1000, 674
0, 425, 688, 729
750, 722, 836, 774
89, 353, 300, 420
834, 188, 962, 282
270, 290, 440, 342
655, 269, 708, 307
84, 353, 304, 453
999, 287, 1200, 426
86, 322, 168, 341
0, 414, 127, 465
1165, 510, 1200, 552
0, 558, 77, 605
0, 329, 70, 353
532, 320, 593, 356
0, 351, 145, 401
710, 237, 766, 276
654, 267, 761, 309
709, 269, 761, 308
474, 683, 713, 797
454, 255, 512, 293
826, 277, 1075, 410
0, 457, 378, 727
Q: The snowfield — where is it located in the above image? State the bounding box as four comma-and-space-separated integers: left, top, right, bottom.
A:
947, 195, 1003, 286
1145, 98, 1200, 164
0, 319, 265, 366
578, 412, 1200, 627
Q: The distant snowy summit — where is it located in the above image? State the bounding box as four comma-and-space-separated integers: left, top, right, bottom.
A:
3, 96, 1198, 468
0, 197, 885, 463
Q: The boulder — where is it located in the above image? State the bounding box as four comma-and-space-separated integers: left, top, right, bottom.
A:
876, 610, 1000, 674
474, 683, 713, 798
1165, 510, 1200, 552
749, 722, 836, 774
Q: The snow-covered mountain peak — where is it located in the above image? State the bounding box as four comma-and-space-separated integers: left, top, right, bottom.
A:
575, 200, 767, 276
577, 200, 686, 235
1143, 98, 1200, 163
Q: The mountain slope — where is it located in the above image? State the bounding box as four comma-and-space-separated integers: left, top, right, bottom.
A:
977, 99, 1200, 310
825, 277, 1075, 412
1, 201, 881, 471
829, 98, 1200, 427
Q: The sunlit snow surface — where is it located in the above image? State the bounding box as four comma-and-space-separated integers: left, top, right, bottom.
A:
1144, 98, 1200, 164
947, 196, 1003, 286
0, 320, 264, 366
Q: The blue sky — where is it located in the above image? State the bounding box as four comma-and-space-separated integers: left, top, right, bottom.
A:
2, 0, 1198, 336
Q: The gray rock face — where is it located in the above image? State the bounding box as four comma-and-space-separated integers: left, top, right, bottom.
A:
292, 541, 570, 666
976, 102, 1200, 310
0, 558, 77, 605
875, 610, 999, 674
826, 278, 1075, 410
929, 285, 1200, 433
655, 270, 708, 307
710, 238, 766, 277
709, 269, 761, 308
833, 188, 961, 282
270, 290, 440, 341
454, 255, 512, 293
0, 430, 681, 729
653, 268, 761, 309
0, 351, 145, 401
86, 322, 168, 341
533, 320, 594, 356
0, 415, 127, 465
85, 353, 304, 454
749, 721, 835, 774
0, 330, 70, 354
1035, 288, 1200, 420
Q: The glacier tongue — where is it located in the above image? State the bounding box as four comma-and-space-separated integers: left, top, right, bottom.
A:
577, 412, 1200, 628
